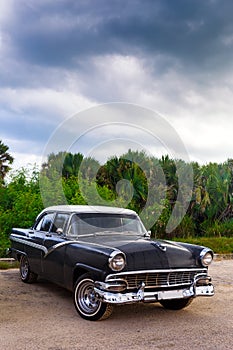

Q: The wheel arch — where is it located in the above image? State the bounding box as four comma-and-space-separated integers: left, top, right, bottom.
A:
10, 248, 27, 262
73, 263, 105, 289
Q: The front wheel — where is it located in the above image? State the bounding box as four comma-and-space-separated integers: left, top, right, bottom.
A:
160, 298, 193, 310
73, 273, 113, 321
19, 255, 38, 283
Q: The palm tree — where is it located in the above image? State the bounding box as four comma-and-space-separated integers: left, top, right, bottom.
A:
62, 152, 84, 178
0, 140, 14, 182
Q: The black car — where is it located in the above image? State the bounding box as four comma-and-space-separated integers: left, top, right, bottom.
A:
9, 205, 214, 321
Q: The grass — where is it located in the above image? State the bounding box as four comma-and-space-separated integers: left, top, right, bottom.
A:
0, 260, 19, 270
172, 237, 233, 254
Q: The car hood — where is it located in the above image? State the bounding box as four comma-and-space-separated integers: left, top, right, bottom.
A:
83, 234, 199, 270
114, 239, 199, 270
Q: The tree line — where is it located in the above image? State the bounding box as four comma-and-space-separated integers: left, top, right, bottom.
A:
0, 140, 233, 257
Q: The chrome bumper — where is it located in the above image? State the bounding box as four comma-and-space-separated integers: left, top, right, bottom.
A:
94, 276, 214, 305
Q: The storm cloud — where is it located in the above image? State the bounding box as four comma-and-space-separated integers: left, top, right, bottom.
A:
1, 0, 233, 167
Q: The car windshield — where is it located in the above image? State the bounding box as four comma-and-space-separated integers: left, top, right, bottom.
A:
68, 213, 147, 237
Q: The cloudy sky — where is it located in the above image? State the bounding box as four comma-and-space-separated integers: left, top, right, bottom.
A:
1, 0, 233, 170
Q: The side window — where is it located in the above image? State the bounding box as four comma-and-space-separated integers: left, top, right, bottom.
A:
35, 213, 54, 232
51, 213, 70, 234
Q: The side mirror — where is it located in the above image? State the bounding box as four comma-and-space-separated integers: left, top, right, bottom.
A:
144, 230, 151, 238
56, 228, 63, 235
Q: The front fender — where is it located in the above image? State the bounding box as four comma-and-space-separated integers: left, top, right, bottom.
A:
70, 263, 106, 291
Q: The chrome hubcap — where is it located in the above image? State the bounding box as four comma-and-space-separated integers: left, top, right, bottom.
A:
20, 256, 29, 279
76, 279, 101, 315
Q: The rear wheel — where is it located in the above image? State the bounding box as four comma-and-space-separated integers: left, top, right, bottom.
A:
73, 273, 113, 321
19, 255, 38, 283
160, 298, 193, 310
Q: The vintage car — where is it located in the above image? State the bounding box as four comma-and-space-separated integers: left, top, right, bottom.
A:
9, 205, 214, 321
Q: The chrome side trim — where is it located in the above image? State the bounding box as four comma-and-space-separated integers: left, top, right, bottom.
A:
44, 241, 77, 258
10, 235, 48, 254
10, 235, 78, 259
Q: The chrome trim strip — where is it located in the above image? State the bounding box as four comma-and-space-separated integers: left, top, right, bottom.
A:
44, 241, 77, 258
10, 235, 79, 258
10, 235, 48, 254
106, 267, 207, 281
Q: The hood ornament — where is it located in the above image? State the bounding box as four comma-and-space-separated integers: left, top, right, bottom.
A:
151, 241, 167, 252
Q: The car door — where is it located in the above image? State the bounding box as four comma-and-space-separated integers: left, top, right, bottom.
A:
42, 212, 71, 285
25, 212, 55, 275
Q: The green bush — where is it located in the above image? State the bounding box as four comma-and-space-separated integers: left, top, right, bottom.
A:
170, 215, 196, 239
201, 220, 233, 237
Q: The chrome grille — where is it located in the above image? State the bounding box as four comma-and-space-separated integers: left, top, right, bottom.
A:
106, 269, 207, 290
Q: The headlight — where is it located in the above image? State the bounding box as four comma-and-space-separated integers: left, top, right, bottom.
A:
200, 248, 213, 267
108, 251, 126, 271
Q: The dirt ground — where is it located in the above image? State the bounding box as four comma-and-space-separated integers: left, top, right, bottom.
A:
0, 259, 233, 350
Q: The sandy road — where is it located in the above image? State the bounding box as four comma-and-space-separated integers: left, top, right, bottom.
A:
0, 259, 233, 350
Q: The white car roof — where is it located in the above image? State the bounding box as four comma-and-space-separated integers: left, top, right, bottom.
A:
40, 205, 137, 216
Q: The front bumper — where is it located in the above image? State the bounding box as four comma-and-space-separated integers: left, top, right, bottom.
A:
94, 275, 214, 305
